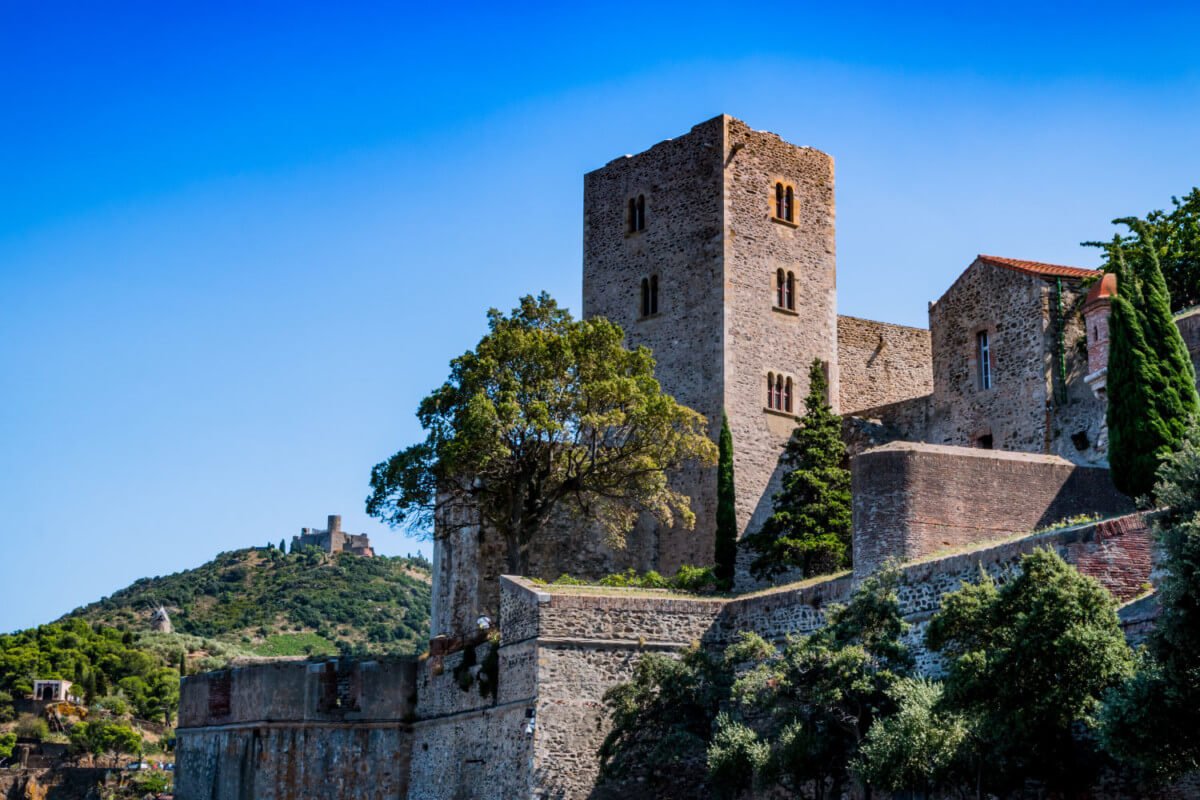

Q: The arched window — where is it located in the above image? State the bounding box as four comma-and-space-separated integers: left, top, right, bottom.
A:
784, 185, 794, 222
775, 183, 785, 220
784, 377, 793, 412
776, 269, 785, 307
767, 372, 775, 408
628, 195, 647, 233
774, 374, 784, 410
640, 278, 650, 317
784, 271, 795, 310
649, 274, 659, 315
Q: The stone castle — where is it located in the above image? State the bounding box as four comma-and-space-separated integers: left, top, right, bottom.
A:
292, 514, 375, 557
175, 116, 1200, 799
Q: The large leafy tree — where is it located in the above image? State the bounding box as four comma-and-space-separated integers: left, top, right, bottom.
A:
743, 359, 851, 581
1102, 420, 1200, 781
367, 293, 717, 575
926, 549, 1134, 794
1087, 188, 1200, 313
713, 413, 737, 587
1102, 225, 1199, 500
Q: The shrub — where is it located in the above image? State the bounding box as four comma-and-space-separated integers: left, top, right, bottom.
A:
15, 714, 50, 741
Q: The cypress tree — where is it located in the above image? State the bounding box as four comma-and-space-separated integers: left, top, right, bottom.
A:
743, 359, 851, 581
1106, 225, 1199, 500
714, 413, 737, 587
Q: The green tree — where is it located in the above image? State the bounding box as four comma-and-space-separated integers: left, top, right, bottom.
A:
926, 549, 1134, 794
279, 538, 287, 552
1102, 420, 1200, 780
15, 714, 49, 741
0, 732, 15, 761
597, 644, 732, 799
367, 293, 718, 574
853, 678, 970, 795
1087, 188, 1200, 313
743, 359, 851, 580
714, 413, 737, 587
1101, 224, 1198, 500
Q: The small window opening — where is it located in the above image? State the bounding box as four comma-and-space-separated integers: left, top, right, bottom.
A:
774, 374, 784, 410
784, 185, 794, 222
1071, 431, 1090, 451
767, 372, 775, 408
977, 434, 994, 450
775, 183, 785, 220
977, 331, 992, 390
785, 271, 795, 310
640, 278, 650, 317
640, 275, 659, 317
776, 269, 785, 307
628, 195, 646, 233
649, 274, 658, 315
784, 377, 793, 412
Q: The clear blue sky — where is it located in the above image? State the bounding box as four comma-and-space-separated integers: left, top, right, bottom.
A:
2, 2, 1198, 632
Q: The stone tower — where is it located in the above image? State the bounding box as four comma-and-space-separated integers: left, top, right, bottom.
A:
583, 115, 838, 583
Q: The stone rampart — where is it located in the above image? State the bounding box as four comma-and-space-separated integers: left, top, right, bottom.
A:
837, 315, 933, 414
851, 441, 1133, 577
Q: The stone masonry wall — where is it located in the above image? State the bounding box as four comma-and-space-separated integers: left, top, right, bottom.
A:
175, 658, 418, 800
1177, 308, 1200, 390
582, 115, 727, 576
852, 441, 1133, 577
926, 259, 1107, 465
723, 117, 838, 587
837, 315, 933, 414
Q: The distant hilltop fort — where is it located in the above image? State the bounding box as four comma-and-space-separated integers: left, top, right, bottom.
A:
291, 514, 374, 557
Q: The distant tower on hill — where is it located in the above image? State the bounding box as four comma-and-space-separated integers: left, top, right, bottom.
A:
292, 514, 376, 557
150, 604, 172, 634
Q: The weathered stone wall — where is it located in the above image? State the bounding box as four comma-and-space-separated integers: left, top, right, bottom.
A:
837, 315, 933, 414
851, 441, 1133, 577
1177, 307, 1200, 389
926, 259, 1107, 464
582, 115, 728, 577
176, 658, 418, 800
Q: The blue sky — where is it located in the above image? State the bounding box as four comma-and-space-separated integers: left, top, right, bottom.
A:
2, 2, 1199, 632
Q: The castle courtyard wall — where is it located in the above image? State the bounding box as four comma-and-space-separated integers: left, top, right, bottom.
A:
837, 315, 933, 414
851, 441, 1133, 577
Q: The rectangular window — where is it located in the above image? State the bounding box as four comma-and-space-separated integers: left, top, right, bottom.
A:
977, 331, 992, 389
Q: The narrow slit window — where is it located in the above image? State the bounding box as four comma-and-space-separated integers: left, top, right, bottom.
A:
776, 269, 785, 307
774, 374, 784, 410
977, 331, 992, 389
649, 274, 659, 315
767, 373, 775, 408
785, 271, 795, 310
629, 195, 646, 233
640, 278, 650, 317
784, 185, 794, 222
775, 183, 785, 220
784, 377, 793, 412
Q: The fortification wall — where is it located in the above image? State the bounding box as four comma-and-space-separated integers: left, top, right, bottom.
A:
852, 441, 1132, 577
837, 316, 933, 414
175, 658, 418, 800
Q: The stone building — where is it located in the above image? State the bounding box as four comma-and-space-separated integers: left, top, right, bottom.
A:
177, 116, 1198, 799
292, 514, 375, 557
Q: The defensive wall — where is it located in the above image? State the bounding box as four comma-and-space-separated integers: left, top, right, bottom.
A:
178, 511, 1155, 799
836, 315, 933, 414
851, 442, 1133, 576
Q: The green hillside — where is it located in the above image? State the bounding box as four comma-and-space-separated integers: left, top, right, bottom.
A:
62, 546, 432, 667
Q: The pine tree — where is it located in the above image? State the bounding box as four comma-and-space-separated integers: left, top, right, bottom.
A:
743, 359, 851, 581
714, 413, 737, 587
1105, 224, 1199, 500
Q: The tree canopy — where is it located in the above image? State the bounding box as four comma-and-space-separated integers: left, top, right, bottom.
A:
926, 549, 1134, 794
743, 359, 851, 581
1102, 223, 1199, 500
1087, 188, 1200, 313
1102, 420, 1200, 781
367, 292, 717, 574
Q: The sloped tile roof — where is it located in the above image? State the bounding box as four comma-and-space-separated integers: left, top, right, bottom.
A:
977, 254, 1100, 280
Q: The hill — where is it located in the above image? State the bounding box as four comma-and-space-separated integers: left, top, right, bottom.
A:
62, 546, 432, 668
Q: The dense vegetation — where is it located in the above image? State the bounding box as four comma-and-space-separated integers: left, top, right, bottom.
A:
1087, 187, 1200, 313
367, 292, 717, 575
598, 548, 1139, 798
0, 618, 180, 725
743, 359, 851, 580
1102, 220, 1199, 500
65, 546, 432, 660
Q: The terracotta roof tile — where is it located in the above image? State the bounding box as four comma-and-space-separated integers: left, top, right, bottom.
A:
977, 254, 1100, 280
